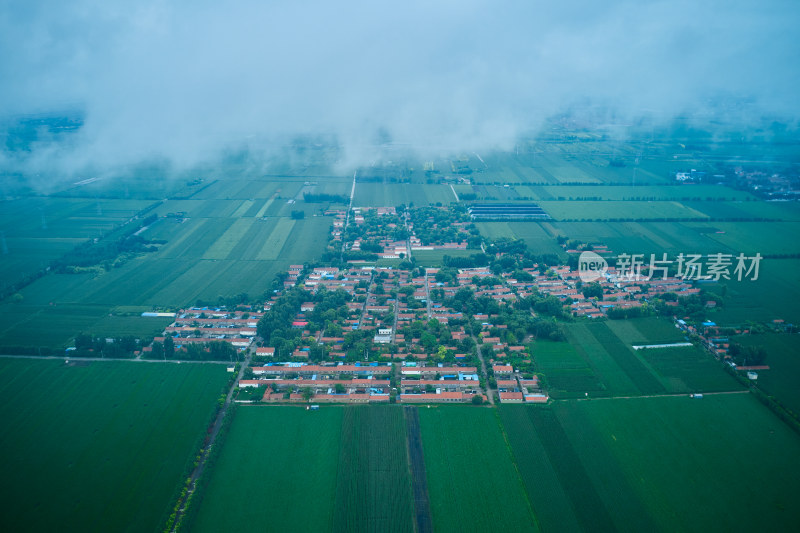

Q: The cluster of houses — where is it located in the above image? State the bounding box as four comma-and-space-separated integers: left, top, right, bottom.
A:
240, 362, 392, 403
398, 363, 482, 402
233, 205, 749, 404
492, 364, 548, 403
237, 360, 546, 404
331, 205, 472, 260
149, 308, 261, 353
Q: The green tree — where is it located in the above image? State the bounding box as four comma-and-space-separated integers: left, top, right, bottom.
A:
150, 341, 164, 360
164, 336, 175, 359
302, 387, 314, 402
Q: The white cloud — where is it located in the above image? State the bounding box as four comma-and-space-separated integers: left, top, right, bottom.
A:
1, 0, 798, 178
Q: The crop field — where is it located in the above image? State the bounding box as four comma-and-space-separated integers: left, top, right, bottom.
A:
700, 221, 800, 255
501, 395, 800, 532
565, 322, 666, 396
524, 184, 754, 202
411, 248, 475, 267
638, 346, 744, 393
0, 197, 154, 292
711, 258, 800, 325
550, 220, 735, 255
603, 317, 686, 345
734, 333, 800, 417
554, 319, 740, 397
0, 211, 330, 348
189, 178, 306, 201
353, 182, 455, 207
460, 183, 522, 201
684, 199, 800, 220
500, 405, 651, 533
418, 406, 538, 533
53, 174, 193, 200
537, 200, 710, 221
475, 221, 565, 256
191, 406, 343, 533
576, 395, 800, 531
0, 358, 228, 533
530, 339, 607, 398
333, 406, 415, 533
473, 148, 698, 186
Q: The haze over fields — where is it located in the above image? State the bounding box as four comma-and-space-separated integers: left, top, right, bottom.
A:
1, 0, 799, 182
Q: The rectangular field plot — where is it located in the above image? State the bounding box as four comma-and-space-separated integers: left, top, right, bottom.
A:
562, 323, 665, 397
603, 317, 686, 345
255, 218, 296, 260
710, 258, 800, 325
540, 185, 753, 202
501, 395, 800, 532
154, 199, 244, 218
500, 405, 651, 533
411, 249, 476, 267
353, 183, 455, 207
419, 406, 538, 533
191, 406, 343, 533
333, 406, 415, 533
734, 333, 800, 417
537, 200, 709, 221
189, 179, 304, 201
564, 317, 740, 397
0, 197, 154, 291
701, 221, 800, 255
0, 359, 228, 533
202, 218, 255, 259
551, 220, 730, 255
530, 339, 607, 398
570, 395, 800, 532
475, 221, 564, 256
638, 345, 744, 393
683, 199, 800, 221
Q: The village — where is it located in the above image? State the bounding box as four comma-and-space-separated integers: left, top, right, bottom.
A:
138, 204, 759, 405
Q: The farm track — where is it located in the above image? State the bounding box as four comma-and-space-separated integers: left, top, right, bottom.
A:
170, 349, 251, 532
0, 354, 233, 364
404, 407, 433, 533
565, 389, 750, 402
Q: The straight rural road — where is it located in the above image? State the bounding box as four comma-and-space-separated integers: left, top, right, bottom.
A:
169, 349, 251, 532
566, 389, 750, 402
0, 354, 232, 364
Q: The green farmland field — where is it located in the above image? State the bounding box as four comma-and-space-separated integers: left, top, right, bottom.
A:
537, 200, 709, 221
476, 221, 565, 256
603, 316, 686, 345
418, 406, 538, 533
0, 358, 228, 533
556, 319, 740, 397
0, 213, 330, 349
192, 406, 343, 533
602, 319, 742, 392
711, 258, 800, 325
565, 322, 665, 396
530, 339, 607, 398
353, 183, 455, 207
550, 220, 730, 255
0, 197, 154, 293
411, 248, 476, 267
637, 345, 744, 393
501, 394, 800, 532
333, 406, 415, 533
536, 185, 753, 202
734, 333, 800, 417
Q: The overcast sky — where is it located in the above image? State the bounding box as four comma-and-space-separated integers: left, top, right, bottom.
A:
1, 0, 798, 176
